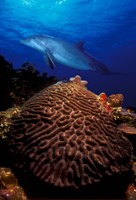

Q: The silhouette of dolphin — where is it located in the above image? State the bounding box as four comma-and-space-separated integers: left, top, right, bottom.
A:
20, 35, 121, 75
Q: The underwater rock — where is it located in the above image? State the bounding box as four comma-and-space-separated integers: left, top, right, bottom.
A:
0, 167, 28, 200
6, 75, 132, 189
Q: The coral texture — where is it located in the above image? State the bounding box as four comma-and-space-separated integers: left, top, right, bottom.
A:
7, 76, 132, 188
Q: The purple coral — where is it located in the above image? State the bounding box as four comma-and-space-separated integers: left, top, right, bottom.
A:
7, 76, 133, 188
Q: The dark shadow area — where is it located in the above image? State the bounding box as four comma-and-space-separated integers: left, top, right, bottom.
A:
13, 168, 132, 200
0, 55, 58, 111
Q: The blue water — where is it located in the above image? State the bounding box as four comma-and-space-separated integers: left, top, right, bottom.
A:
0, 0, 136, 107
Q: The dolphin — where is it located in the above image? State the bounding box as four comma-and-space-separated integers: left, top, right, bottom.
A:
20, 35, 115, 74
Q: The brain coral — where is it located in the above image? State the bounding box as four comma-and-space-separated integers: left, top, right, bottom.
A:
7, 76, 132, 188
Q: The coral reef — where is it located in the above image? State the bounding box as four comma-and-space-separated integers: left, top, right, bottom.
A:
108, 93, 124, 108
0, 55, 135, 197
95, 91, 136, 157
0, 54, 58, 198
126, 162, 136, 200
126, 182, 136, 200
116, 111, 136, 156
6, 75, 132, 189
0, 107, 21, 139
114, 109, 136, 128
0, 55, 58, 110
0, 167, 27, 200
109, 97, 136, 157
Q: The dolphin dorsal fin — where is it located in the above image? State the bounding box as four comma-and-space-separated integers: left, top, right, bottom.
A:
76, 41, 85, 50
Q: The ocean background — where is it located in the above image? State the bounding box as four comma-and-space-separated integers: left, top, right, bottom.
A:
0, 0, 136, 107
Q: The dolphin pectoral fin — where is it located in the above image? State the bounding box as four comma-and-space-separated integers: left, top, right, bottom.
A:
43, 53, 56, 69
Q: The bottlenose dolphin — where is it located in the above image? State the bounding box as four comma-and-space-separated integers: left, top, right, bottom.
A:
20, 35, 113, 74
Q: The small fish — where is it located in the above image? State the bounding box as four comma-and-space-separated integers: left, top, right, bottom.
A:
20, 35, 120, 75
